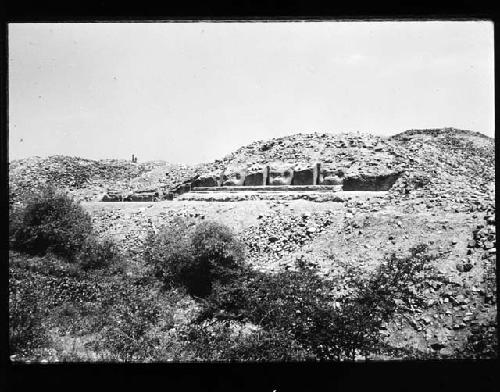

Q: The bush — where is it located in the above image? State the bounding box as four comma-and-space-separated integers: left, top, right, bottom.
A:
78, 236, 120, 271
191, 221, 245, 279
144, 219, 244, 297
144, 217, 195, 286
12, 187, 92, 261
323, 245, 437, 360
9, 204, 24, 245
9, 273, 49, 355
223, 329, 312, 361
87, 278, 172, 361
177, 321, 311, 361
200, 244, 438, 361
201, 267, 344, 360
355, 244, 436, 315
9, 251, 82, 278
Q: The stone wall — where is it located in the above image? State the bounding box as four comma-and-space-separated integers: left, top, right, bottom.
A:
101, 162, 402, 201
191, 162, 401, 192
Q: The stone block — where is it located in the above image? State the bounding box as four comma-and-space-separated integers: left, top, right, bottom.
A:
173, 183, 191, 196
127, 193, 156, 202
101, 193, 122, 202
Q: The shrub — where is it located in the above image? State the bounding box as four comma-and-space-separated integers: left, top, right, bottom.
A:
326, 244, 437, 359
12, 187, 92, 261
144, 217, 195, 286
355, 244, 436, 315
9, 273, 49, 355
177, 321, 311, 361
201, 244, 438, 360
144, 219, 244, 297
78, 236, 120, 271
223, 329, 312, 361
201, 267, 344, 360
9, 204, 24, 245
87, 278, 171, 361
191, 221, 245, 278
9, 251, 82, 278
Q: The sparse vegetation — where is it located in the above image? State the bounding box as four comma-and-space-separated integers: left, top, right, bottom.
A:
194, 245, 440, 360
9, 272, 50, 355
86, 279, 170, 361
8, 137, 497, 365
12, 187, 92, 261
10, 203, 497, 362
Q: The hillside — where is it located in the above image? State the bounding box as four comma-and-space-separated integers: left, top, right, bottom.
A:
199, 127, 494, 209
8, 127, 497, 361
9, 128, 495, 211
9, 156, 196, 204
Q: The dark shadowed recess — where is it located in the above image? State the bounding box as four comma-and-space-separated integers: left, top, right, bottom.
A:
343, 172, 402, 191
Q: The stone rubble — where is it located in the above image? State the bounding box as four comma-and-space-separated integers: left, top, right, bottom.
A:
8, 127, 496, 358
10, 128, 495, 215
9, 156, 196, 204
240, 209, 340, 262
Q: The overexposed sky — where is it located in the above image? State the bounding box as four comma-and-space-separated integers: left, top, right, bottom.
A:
9, 21, 495, 164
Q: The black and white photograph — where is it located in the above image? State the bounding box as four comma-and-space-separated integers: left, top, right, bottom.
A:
7, 20, 496, 363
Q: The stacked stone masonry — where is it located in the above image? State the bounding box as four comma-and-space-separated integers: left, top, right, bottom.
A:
101, 161, 401, 201
189, 162, 401, 193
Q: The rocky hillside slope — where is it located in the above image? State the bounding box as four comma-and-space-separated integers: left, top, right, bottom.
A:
9, 156, 196, 204
9, 127, 495, 211
8, 127, 496, 359
199, 127, 495, 211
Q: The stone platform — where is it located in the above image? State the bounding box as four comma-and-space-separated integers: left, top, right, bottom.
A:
191, 185, 342, 192
178, 189, 388, 202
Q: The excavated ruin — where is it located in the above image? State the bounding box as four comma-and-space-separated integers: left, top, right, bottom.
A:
12, 128, 491, 207
99, 162, 410, 202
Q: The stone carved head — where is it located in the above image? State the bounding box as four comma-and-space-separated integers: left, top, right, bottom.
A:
320, 167, 345, 186
267, 163, 294, 186
222, 167, 248, 186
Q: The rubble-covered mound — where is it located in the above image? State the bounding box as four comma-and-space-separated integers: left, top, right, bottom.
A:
8, 127, 496, 361
196, 127, 494, 212
9, 156, 196, 204
9, 127, 494, 211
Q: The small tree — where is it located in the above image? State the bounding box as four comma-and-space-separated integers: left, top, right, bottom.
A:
144, 219, 244, 297
12, 187, 92, 261
191, 221, 244, 284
